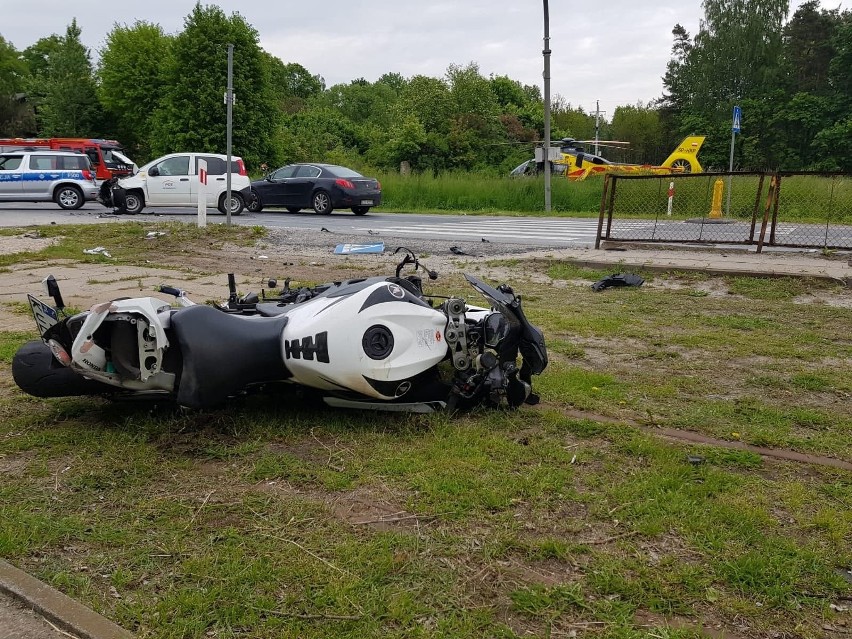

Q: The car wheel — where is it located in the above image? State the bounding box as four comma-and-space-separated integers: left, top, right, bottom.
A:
124, 190, 145, 214
218, 192, 245, 216
247, 189, 263, 213
312, 190, 333, 215
352, 206, 370, 216
55, 185, 84, 210
286, 207, 301, 213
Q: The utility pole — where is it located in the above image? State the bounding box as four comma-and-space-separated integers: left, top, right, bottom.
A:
542, 0, 552, 212
225, 43, 234, 226
594, 100, 600, 156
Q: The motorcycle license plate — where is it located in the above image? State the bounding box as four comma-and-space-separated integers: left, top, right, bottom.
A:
360, 199, 374, 205
28, 294, 58, 336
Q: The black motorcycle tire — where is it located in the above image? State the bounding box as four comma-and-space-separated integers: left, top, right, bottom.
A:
12, 340, 115, 398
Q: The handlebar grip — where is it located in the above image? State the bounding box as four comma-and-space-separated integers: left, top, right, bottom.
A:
158, 285, 183, 297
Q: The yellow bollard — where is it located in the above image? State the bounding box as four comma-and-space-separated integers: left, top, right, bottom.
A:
709, 179, 724, 219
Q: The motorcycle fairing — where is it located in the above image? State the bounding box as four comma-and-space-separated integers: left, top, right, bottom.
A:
69, 297, 175, 390
170, 305, 291, 408
280, 281, 449, 399
463, 274, 548, 377
358, 282, 431, 312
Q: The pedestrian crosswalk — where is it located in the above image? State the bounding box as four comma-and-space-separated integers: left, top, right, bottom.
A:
355, 217, 600, 246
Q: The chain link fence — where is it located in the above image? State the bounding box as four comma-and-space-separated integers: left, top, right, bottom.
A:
596, 171, 852, 250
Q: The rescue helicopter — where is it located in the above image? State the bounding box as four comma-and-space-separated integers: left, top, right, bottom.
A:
509, 136, 705, 181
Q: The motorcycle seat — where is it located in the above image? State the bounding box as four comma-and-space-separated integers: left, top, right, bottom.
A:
170, 305, 290, 408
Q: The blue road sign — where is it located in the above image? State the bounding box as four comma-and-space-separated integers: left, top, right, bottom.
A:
732, 106, 742, 133
333, 242, 385, 255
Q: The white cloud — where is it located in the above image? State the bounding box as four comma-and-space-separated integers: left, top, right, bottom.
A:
1, 0, 840, 114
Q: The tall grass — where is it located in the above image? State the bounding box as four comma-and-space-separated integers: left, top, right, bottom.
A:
376, 171, 603, 216
373, 171, 850, 224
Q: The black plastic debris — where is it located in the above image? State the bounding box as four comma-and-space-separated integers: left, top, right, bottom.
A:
450, 246, 469, 255
320, 227, 330, 233
591, 273, 645, 292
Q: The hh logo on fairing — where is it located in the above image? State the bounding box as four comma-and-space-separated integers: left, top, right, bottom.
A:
285, 331, 330, 362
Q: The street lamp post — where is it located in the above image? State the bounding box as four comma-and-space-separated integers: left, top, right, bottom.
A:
542, 0, 552, 212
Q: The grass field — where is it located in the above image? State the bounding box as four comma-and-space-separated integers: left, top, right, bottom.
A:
373, 172, 851, 227
377, 172, 604, 215
0, 227, 850, 638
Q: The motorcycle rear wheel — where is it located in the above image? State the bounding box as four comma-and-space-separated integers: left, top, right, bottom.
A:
12, 340, 115, 398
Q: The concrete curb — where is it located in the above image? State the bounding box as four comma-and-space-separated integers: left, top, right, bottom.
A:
566, 255, 850, 285
0, 559, 133, 639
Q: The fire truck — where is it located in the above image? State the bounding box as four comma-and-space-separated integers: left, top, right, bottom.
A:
0, 138, 136, 181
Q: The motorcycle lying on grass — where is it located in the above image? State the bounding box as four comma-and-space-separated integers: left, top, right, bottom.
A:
13, 249, 547, 413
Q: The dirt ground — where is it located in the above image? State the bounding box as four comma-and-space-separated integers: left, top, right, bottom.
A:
3, 229, 851, 332
0, 229, 539, 331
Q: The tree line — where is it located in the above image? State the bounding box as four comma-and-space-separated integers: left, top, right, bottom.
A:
0, 1, 849, 174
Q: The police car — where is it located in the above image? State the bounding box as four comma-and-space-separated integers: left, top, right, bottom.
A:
0, 150, 99, 210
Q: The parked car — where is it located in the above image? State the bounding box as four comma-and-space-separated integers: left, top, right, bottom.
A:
247, 163, 381, 215
109, 153, 252, 215
0, 150, 99, 210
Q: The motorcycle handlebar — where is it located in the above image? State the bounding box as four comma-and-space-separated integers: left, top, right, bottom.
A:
158, 285, 184, 298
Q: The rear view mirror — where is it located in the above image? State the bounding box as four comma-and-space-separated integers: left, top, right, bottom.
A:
148, 166, 160, 177
42, 275, 65, 311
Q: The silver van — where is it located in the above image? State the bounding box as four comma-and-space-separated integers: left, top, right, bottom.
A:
0, 150, 99, 210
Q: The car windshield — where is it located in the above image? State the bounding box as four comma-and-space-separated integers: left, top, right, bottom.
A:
327, 166, 364, 178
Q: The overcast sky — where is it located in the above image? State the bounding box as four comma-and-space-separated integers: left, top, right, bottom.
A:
2, 0, 843, 116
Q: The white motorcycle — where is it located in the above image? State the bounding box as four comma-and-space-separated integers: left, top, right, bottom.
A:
13, 249, 547, 413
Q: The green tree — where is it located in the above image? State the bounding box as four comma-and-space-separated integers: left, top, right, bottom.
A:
0, 34, 34, 135
153, 3, 277, 169
445, 63, 502, 170
551, 100, 596, 141
98, 21, 172, 160
610, 103, 666, 164
781, 1, 840, 94
26, 20, 103, 136
320, 78, 397, 127
692, 0, 789, 105
20, 36, 61, 78
376, 72, 406, 94
276, 106, 362, 163
661, 0, 791, 168
395, 75, 453, 135
261, 53, 324, 114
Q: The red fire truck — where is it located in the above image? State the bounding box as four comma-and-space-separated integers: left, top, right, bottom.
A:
0, 138, 136, 181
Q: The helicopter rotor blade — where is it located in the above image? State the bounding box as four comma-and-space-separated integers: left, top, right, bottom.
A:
573, 139, 631, 146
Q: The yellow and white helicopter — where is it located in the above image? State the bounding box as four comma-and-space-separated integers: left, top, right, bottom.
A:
510, 136, 705, 181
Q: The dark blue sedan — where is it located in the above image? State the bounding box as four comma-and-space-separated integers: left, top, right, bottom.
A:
247, 163, 381, 215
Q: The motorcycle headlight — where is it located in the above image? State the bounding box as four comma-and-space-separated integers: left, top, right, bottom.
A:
483, 312, 510, 348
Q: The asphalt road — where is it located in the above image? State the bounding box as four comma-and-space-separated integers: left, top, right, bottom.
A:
2, 203, 849, 249
0, 203, 602, 248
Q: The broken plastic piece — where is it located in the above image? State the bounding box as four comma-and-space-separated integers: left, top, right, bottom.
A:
83, 246, 112, 258
591, 273, 644, 292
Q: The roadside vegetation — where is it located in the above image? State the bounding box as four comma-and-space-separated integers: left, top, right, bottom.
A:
377, 172, 603, 215
0, 230, 849, 638
2, 2, 850, 181
0, 222, 266, 269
